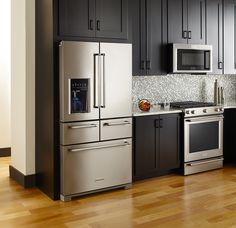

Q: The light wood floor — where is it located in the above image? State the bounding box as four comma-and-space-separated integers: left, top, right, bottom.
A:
2, 157, 236, 227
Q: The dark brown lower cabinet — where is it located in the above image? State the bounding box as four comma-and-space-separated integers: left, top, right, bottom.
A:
133, 114, 181, 181
223, 109, 236, 163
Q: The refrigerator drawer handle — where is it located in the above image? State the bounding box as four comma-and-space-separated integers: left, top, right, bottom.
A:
186, 158, 224, 166
68, 124, 97, 129
103, 121, 131, 127
68, 141, 130, 152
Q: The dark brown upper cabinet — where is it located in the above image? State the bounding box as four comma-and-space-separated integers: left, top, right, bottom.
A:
224, 0, 236, 74
167, 0, 205, 44
132, 0, 167, 76
59, 0, 128, 40
206, 0, 223, 74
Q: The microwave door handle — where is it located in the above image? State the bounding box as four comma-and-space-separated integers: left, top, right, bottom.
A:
204, 51, 210, 70
94, 54, 100, 108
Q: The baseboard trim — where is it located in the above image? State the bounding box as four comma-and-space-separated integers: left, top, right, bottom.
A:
0, 147, 11, 157
9, 166, 36, 188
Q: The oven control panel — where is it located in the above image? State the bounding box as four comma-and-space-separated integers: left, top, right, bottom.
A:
184, 106, 224, 117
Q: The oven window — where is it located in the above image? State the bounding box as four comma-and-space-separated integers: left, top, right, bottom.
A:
189, 122, 219, 153
177, 49, 210, 70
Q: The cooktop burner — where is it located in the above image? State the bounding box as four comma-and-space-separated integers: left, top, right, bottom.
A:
170, 101, 215, 109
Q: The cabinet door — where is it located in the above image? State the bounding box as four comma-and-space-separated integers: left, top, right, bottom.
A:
223, 109, 236, 163
95, 0, 128, 39
167, 0, 188, 43
224, 0, 236, 74
132, 0, 147, 75
59, 0, 96, 37
187, 0, 205, 44
146, 0, 167, 75
134, 116, 158, 178
206, 0, 223, 74
159, 114, 180, 171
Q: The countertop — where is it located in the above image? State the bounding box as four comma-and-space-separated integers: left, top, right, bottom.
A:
133, 106, 182, 117
223, 102, 236, 109
133, 102, 236, 117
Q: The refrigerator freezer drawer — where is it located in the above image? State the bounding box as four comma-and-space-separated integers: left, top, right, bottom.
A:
60, 139, 132, 196
60, 121, 99, 145
101, 118, 132, 141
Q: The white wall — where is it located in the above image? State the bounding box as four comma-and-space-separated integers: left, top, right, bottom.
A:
11, 0, 35, 175
0, 0, 11, 149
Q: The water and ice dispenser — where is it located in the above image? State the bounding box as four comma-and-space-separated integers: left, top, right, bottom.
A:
70, 79, 89, 113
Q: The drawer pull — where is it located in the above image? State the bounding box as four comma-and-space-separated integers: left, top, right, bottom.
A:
68, 124, 97, 129
103, 121, 131, 127
69, 141, 130, 152
95, 178, 105, 182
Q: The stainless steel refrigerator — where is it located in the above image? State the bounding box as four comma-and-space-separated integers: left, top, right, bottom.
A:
59, 41, 132, 201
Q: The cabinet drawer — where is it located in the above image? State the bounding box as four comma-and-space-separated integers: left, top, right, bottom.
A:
60, 139, 132, 196
101, 118, 132, 140
60, 121, 99, 145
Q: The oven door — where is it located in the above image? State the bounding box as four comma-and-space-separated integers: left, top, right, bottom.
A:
184, 115, 223, 162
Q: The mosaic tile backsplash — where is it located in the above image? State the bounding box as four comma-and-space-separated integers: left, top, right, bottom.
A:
132, 74, 236, 104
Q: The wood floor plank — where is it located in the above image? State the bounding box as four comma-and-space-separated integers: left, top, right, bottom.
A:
2, 157, 236, 227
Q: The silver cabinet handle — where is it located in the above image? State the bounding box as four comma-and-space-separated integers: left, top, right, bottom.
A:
103, 121, 131, 127
186, 158, 223, 166
94, 54, 100, 108
68, 124, 97, 129
69, 141, 130, 152
100, 53, 106, 108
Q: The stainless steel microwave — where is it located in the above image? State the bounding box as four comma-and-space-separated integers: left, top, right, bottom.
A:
170, 44, 213, 73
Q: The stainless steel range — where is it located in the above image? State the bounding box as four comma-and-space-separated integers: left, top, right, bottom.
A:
171, 101, 224, 175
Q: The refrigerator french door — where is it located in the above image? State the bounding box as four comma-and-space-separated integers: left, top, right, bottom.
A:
60, 41, 132, 122
59, 41, 132, 201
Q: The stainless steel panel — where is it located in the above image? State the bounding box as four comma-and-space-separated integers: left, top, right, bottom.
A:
100, 43, 132, 119
172, 43, 213, 73
60, 139, 132, 196
60, 121, 99, 145
101, 118, 132, 141
184, 157, 223, 175
60, 41, 100, 122
184, 115, 223, 162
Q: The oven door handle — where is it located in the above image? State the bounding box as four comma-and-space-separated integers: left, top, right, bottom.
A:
186, 158, 224, 166
185, 115, 223, 123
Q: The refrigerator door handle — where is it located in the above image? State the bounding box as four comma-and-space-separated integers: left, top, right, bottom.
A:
68, 141, 130, 152
94, 54, 100, 108
100, 53, 106, 108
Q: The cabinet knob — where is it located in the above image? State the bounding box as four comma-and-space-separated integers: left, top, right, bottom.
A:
146, 60, 151, 70
188, 31, 192, 39
183, 31, 188, 39
141, 61, 146, 70
218, 62, 223, 69
96, 20, 100, 31
159, 119, 163, 128
89, 20, 94, 30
